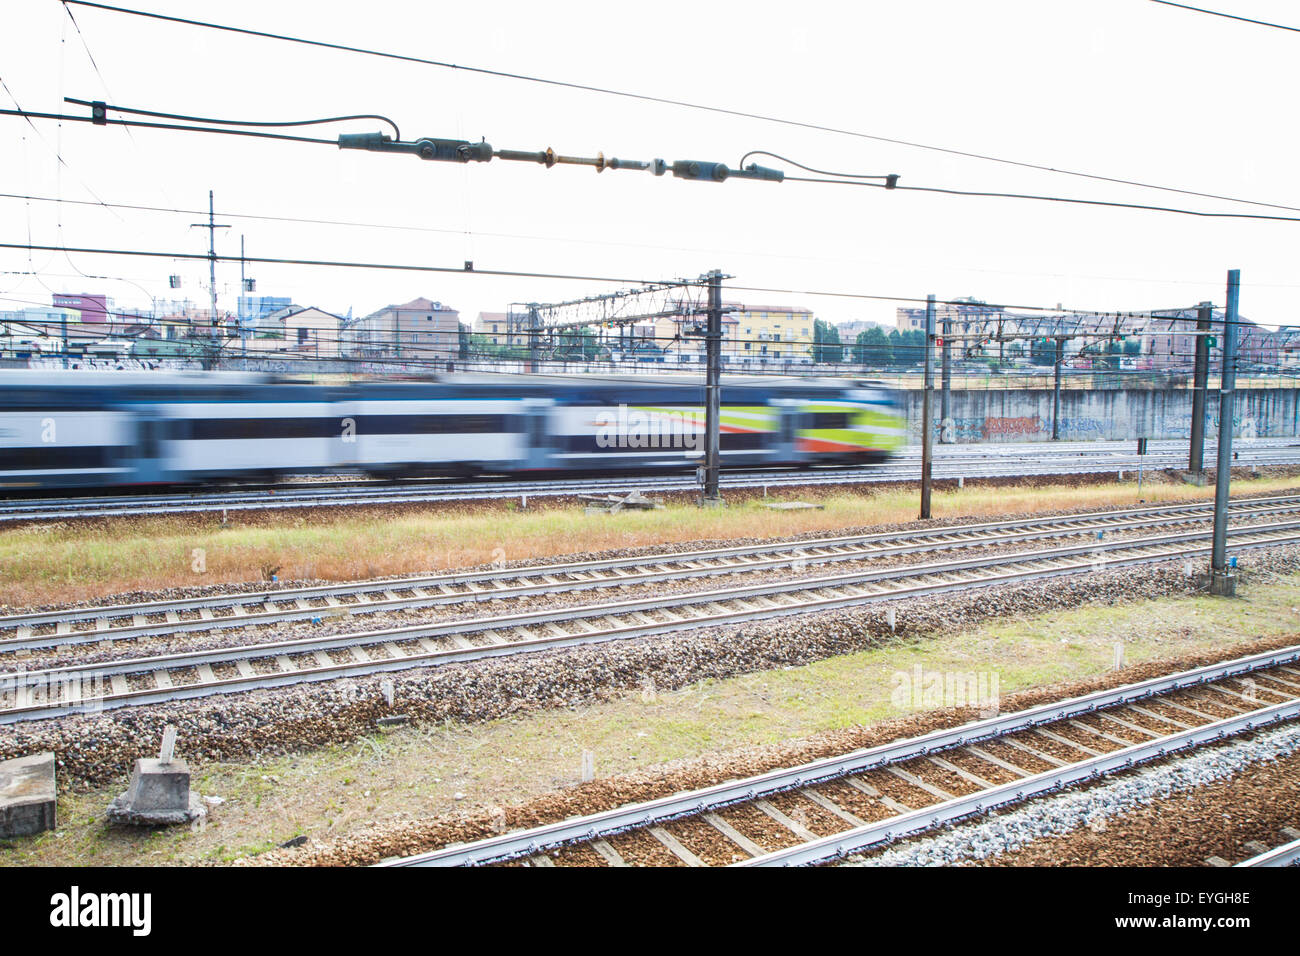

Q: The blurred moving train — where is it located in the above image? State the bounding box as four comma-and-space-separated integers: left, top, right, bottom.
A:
0, 370, 905, 490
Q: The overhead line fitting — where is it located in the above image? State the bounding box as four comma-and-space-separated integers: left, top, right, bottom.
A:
336, 131, 785, 182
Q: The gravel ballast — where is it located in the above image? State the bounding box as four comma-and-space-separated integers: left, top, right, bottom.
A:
3, 546, 1300, 796
850, 722, 1300, 867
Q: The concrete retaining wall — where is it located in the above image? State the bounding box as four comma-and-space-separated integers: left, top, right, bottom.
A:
902, 388, 1300, 443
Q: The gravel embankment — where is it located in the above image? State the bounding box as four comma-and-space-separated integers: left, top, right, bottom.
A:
240, 631, 1300, 868
850, 722, 1300, 867
4, 546, 1299, 801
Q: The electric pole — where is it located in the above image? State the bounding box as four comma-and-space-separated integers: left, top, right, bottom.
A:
940, 307, 952, 443
921, 294, 936, 519
190, 190, 230, 370
1210, 270, 1240, 596
703, 269, 723, 506
239, 234, 247, 366
1188, 300, 1212, 478
1051, 337, 1064, 440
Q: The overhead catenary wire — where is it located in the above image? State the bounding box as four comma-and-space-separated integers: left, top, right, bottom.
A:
6, 106, 1299, 226
63, 96, 402, 140
59, 0, 1300, 216
0, 108, 339, 145
7, 189, 1300, 291
0, 239, 703, 290
1148, 0, 1300, 33
781, 175, 1300, 223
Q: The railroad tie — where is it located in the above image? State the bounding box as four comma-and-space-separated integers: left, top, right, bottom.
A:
964, 745, 1033, 777
883, 765, 953, 801
1150, 696, 1222, 723
702, 813, 765, 859
993, 738, 1067, 770
842, 776, 911, 814
1257, 671, 1300, 693
589, 839, 629, 868
1187, 690, 1250, 714
1031, 728, 1102, 758
1125, 704, 1193, 731
800, 789, 868, 828
648, 827, 705, 867
928, 754, 1001, 787
1094, 711, 1161, 739
753, 799, 819, 842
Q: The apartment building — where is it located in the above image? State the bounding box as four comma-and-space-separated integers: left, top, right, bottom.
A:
348, 297, 460, 360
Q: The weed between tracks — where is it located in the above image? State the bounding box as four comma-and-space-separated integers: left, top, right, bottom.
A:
3, 472, 1298, 608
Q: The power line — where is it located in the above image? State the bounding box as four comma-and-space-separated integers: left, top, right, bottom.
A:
3, 189, 1294, 291
0, 237, 1215, 319
0, 239, 700, 289
9, 107, 1297, 226
63, 96, 402, 140
60, 0, 1300, 215
1148, 0, 1300, 33
783, 175, 1300, 223
0, 107, 338, 145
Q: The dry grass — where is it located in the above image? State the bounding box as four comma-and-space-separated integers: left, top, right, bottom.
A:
3, 472, 1298, 608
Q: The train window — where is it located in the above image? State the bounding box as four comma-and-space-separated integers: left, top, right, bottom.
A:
809, 412, 853, 430
0, 446, 124, 470
352, 414, 510, 435
189, 419, 337, 440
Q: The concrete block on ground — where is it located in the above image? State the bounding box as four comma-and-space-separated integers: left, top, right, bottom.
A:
0, 751, 57, 838
107, 758, 205, 826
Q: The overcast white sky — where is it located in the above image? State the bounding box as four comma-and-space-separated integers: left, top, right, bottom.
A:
3, 0, 1299, 330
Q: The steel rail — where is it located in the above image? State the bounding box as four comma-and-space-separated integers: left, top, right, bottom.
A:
382, 643, 1300, 866
743, 698, 1300, 867
4, 521, 1300, 724
10, 518, 1300, 680
1234, 836, 1300, 868
6, 495, 1296, 648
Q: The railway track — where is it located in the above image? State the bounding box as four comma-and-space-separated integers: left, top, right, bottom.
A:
7, 493, 1300, 654
1232, 832, 1300, 867
3, 438, 1297, 523
3, 514, 1300, 724
380, 644, 1300, 867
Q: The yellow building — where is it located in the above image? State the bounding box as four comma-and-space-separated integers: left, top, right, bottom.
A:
473, 311, 536, 347
731, 304, 814, 362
